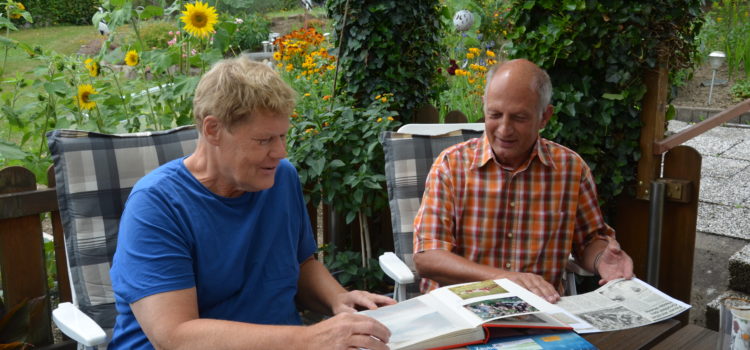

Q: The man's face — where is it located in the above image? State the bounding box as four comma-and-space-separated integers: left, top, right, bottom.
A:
483, 70, 551, 169
216, 109, 290, 194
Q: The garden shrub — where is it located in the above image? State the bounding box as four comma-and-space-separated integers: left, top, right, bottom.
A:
123, 20, 179, 50
496, 0, 704, 210
22, 0, 99, 26
219, 0, 299, 14
231, 12, 270, 52
326, 0, 446, 123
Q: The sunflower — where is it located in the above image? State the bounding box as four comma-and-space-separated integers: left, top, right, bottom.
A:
75, 84, 97, 110
10, 2, 25, 19
125, 50, 139, 66
84, 58, 99, 77
180, 1, 218, 39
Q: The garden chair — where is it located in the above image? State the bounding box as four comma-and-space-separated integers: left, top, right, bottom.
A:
47, 126, 199, 349
378, 123, 591, 301
378, 123, 485, 301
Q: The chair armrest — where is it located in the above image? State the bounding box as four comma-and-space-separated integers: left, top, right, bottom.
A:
52, 302, 107, 347
379, 252, 415, 284
566, 256, 595, 277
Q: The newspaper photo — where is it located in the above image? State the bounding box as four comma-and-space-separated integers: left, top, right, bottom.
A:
556, 277, 691, 333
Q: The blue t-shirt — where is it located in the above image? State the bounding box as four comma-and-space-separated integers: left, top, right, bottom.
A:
108, 158, 316, 349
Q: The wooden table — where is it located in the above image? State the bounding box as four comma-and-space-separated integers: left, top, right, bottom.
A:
649, 324, 719, 350
582, 319, 682, 350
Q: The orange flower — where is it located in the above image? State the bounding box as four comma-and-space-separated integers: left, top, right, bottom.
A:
323, 95, 331, 101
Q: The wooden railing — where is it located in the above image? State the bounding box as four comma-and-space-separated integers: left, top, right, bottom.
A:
0, 165, 72, 348
655, 98, 750, 155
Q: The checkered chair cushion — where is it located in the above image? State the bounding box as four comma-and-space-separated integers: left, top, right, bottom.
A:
47, 126, 198, 346
379, 129, 484, 297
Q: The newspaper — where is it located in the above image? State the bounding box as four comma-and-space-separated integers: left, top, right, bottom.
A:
556, 277, 691, 333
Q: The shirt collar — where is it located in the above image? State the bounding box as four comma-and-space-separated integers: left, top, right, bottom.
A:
474, 133, 556, 172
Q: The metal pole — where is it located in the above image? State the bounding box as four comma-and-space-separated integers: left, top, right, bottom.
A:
708, 69, 717, 105
647, 181, 665, 287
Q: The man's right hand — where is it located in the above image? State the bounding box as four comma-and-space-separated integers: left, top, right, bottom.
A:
299, 312, 391, 350
498, 271, 560, 303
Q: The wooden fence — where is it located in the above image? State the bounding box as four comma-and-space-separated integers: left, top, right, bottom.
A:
0, 165, 72, 349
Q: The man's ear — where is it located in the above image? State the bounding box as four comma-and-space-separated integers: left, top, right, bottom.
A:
540, 105, 554, 129
201, 116, 222, 146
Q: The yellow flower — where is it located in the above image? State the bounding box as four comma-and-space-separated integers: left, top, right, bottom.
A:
84, 58, 99, 77
387, 116, 394, 121
125, 50, 139, 66
75, 84, 97, 110
377, 117, 383, 123
273, 51, 282, 61
381, 97, 388, 103
486, 50, 496, 58
466, 52, 475, 59
304, 93, 311, 97
180, 1, 218, 39
285, 64, 293, 72
10, 2, 24, 19
468, 47, 481, 55
375, 94, 382, 100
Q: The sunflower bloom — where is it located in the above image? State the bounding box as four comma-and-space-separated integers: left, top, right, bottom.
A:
125, 50, 139, 66
84, 58, 99, 77
10, 2, 24, 19
180, 1, 218, 39
75, 84, 97, 110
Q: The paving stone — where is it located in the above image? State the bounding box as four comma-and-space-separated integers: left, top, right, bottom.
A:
683, 137, 742, 157
700, 175, 750, 206
699, 155, 750, 179
706, 290, 750, 331
697, 203, 750, 240
729, 244, 750, 294
723, 140, 750, 161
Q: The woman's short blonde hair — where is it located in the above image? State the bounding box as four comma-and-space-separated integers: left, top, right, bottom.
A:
192, 57, 296, 131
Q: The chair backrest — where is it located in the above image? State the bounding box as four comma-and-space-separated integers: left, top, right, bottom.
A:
379, 125, 484, 296
47, 126, 198, 344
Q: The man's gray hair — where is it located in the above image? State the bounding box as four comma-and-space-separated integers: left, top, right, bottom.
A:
484, 60, 552, 117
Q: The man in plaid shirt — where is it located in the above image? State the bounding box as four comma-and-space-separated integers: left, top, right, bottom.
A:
413, 59, 634, 303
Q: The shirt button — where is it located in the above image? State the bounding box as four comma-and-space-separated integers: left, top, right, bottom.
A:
507, 232, 513, 238
510, 202, 515, 207
505, 262, 512, 269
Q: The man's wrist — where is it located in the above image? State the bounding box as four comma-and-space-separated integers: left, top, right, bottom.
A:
593, 250, 605, 274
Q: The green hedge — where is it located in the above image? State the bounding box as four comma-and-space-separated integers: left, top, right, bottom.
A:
327, 0, 446, 123
499, 0, 704, 210
23, 0, 100, 26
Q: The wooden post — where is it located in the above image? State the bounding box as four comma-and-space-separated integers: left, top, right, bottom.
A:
636, 64, 668, 199
0, 166, 52, 345
48, 165, 72, 304
659, 146, 700, 311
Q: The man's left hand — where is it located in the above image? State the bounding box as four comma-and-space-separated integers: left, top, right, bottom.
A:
332, 291, 396, 314
596, 237, 634, 285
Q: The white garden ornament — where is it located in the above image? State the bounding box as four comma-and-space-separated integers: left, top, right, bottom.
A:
453, 10, 474, 32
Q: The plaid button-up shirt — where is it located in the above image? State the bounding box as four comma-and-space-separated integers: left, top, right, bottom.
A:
414, 134, 614, 293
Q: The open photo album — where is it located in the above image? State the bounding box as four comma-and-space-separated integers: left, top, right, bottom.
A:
360, 277, 691, 350
359, 279, 588, 350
